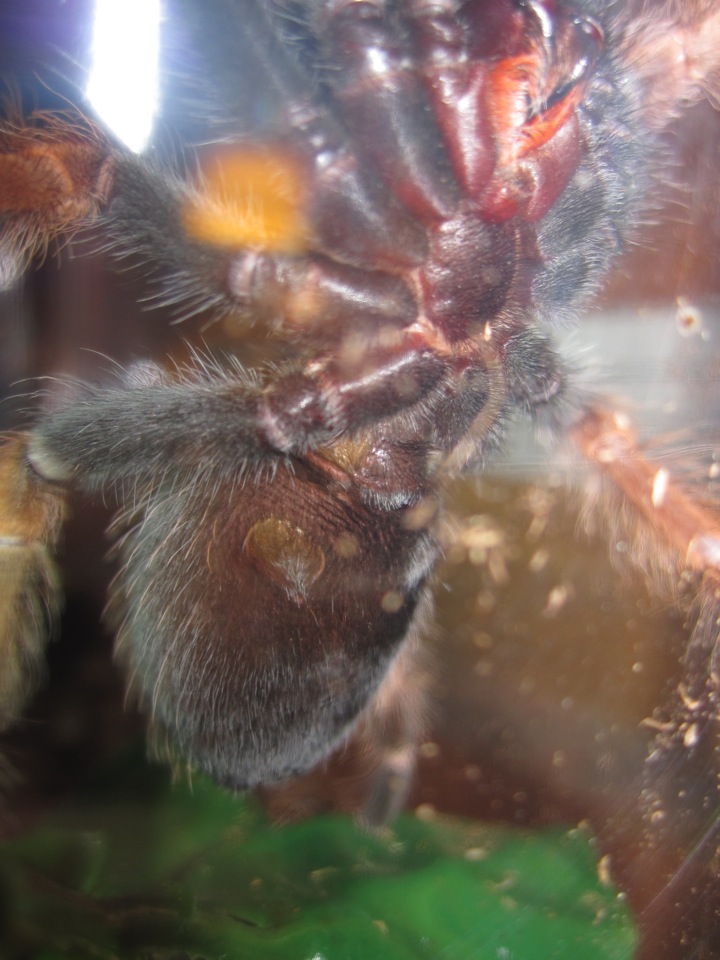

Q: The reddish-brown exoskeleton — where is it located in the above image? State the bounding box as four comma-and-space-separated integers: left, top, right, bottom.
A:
1, 1, 720, 953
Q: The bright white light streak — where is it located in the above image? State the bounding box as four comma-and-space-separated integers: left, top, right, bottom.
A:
86, 0, 162, 153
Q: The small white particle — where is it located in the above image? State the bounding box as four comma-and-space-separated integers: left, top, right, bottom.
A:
683, 723, 700, 748
651, 468, 669, 508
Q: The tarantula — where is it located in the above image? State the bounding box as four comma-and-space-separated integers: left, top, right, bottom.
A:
1, 0, 720, 951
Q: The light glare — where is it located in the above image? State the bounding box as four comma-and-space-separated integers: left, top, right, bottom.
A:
87, 0, 161, 153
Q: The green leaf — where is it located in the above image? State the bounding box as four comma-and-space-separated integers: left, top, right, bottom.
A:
2, 759, 635, 960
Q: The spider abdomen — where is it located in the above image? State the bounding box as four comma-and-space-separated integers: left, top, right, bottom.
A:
115, 451, 436, 787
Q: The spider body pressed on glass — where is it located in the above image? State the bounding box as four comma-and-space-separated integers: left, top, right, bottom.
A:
1, 0, 720, 952
2, 0, 634, 792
